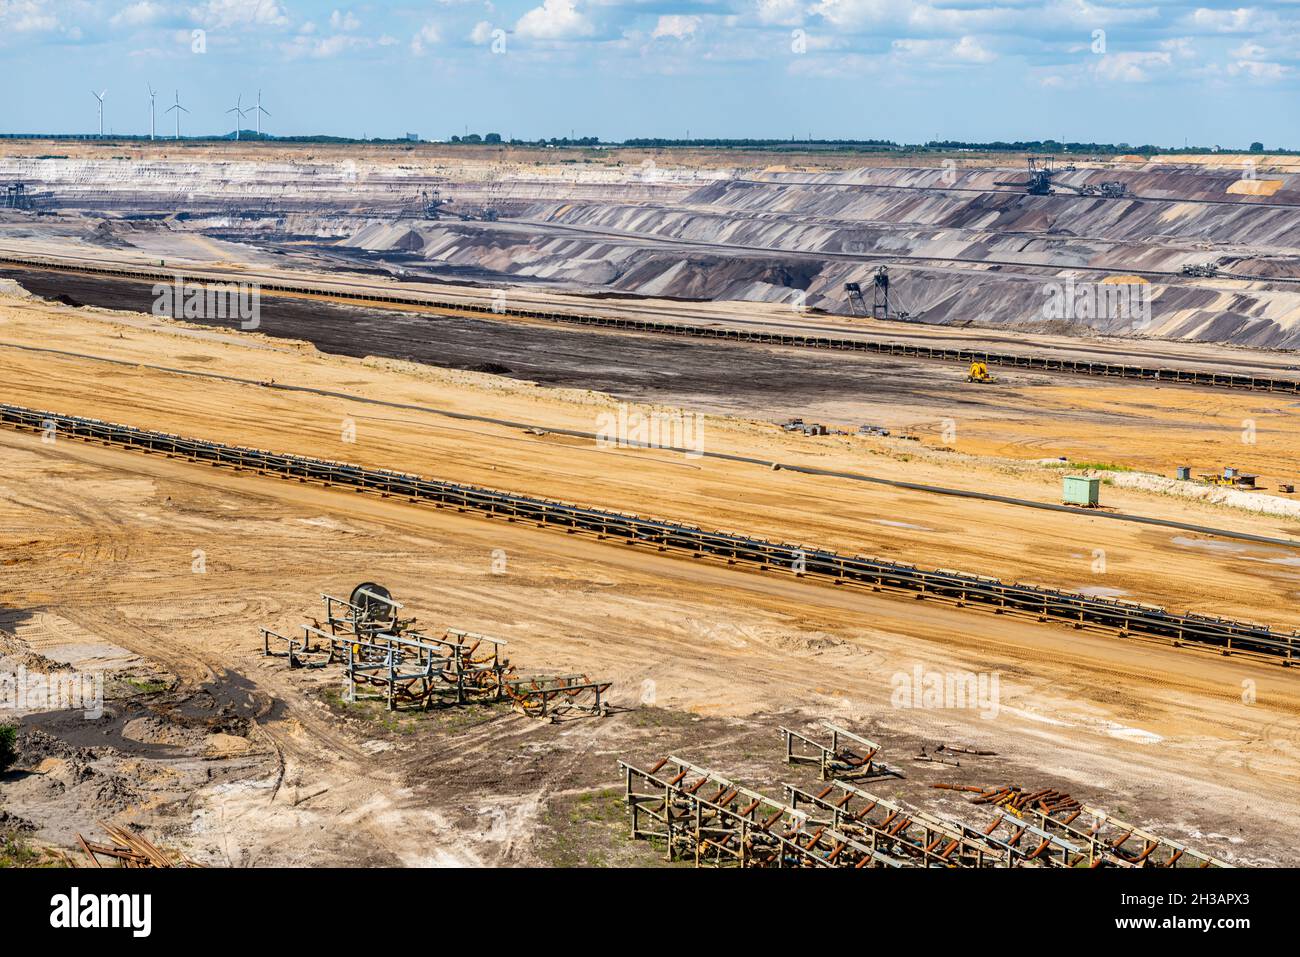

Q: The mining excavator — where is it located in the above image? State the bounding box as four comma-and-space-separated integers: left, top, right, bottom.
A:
966, 361, 997, 384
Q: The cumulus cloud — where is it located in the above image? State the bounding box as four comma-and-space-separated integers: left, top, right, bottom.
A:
329, 9, 360, 32
410, 21, 442, 55
0, 0, 60, 33
1039, 0, 1160, 29
1187, 6, 1280, 34
952, 35, 994, 63
808, 0, 896, 31
470, 20, 495, 44
515, 0, 594, 41
1228, 58, 1291, 81
1093, 49, 1172, 83
756, 0, 804, 27
284, 32, 370, 58
652, 14, 699, 40
889, 34, 995, 65
191, 0, 290, 30
111, 1, 166, 28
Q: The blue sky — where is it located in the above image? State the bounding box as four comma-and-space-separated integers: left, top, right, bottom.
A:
1, 1, 1297, 146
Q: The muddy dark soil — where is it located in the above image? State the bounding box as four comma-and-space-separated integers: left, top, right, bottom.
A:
0, 269, 1034, 419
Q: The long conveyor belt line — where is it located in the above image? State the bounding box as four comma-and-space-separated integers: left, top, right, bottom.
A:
3, 253, 1298, 395
3, 402, 1296, 665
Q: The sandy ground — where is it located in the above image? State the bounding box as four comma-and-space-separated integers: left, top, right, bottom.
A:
2, 430, 1299, 865
2, 292, 1299, 866
6, 265, 1299, 497
1, 294, 1298, 631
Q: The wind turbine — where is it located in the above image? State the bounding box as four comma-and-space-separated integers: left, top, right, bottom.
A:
91, 90, 108, 137
226, 94, 247, 140
165, 90, 189, 140
253, 90, 270, 139
146, 83, 157, 140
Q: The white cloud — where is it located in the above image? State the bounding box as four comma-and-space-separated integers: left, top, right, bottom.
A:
1093, 49, 1172, 83
1039, 0, 1159, 30
191, 0, 290, 30
329, 9, 360, 31
283, 33, 365, 57
515, 0, 594, 41
469, 20, 494, 44
652, 14, 699, 40
0, 0, 59, 33
756, 0, 803, 27
111, 1, 166, 28
1228, 59, 1291, 81
809, 0, 895, 31
952, 35, 994, 63
890, 35, 995, 65
411, 21, 440, 55
1187, 6, 1279, 34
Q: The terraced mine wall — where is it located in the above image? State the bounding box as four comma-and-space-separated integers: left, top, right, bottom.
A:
0, 156, 700, 213
337, 166, 1300, 345
6, 154, 1300, 345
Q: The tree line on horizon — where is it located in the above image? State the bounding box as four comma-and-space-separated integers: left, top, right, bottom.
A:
0, 133, 1285, 154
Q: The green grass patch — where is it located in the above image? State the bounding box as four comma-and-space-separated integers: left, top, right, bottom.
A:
125, 677, 170, 695
1044, 460, 1136, 473
319, 687, 501, 736
0, 831, 47, 868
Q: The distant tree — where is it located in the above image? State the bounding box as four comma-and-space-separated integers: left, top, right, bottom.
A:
462, 133, 483, 144
1250, 141, 1265, 153
484, 132, 502, 144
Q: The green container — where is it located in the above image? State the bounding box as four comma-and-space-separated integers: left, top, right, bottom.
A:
1063, 475, 1100, 506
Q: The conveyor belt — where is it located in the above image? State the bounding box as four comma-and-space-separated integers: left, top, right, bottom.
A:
3, 401, 1295, 665
3, 253, 1298, 395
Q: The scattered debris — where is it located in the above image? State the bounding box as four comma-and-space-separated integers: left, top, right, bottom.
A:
62, 823, 202, 868
914, 743, 996, 766
934, 783, 1229, 868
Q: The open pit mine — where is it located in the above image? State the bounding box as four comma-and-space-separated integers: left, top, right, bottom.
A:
1, 141, 1299, 872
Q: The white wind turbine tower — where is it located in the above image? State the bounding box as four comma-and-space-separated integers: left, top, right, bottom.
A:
165, 90, 189, 140
147, 83, 157, 140
226, 94, 248, 140
253, 90, 270, 139
91, 90, 108, 137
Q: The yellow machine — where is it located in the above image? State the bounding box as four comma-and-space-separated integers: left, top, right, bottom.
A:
966, 361, 997, 383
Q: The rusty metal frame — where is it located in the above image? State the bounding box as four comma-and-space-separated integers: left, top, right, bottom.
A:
503, 674, 612, 720
780, 721, 901, 781
262, 591, 611, 716
785, 780, 1030, 868
945, 784, 1231, 868
618, 756, 906, 868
